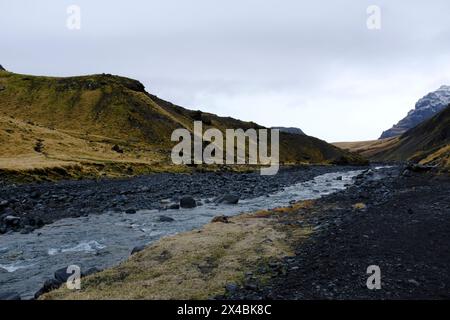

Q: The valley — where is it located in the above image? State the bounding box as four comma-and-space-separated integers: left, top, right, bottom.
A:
0, 67, 449, 301
0, 69, 365, 182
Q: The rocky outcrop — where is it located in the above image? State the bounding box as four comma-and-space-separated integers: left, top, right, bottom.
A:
0, 65, 5, 71
380, 85, 450, 139
272, 127, 305, 135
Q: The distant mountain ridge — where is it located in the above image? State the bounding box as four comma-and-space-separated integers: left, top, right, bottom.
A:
271, 127, 305, 135
380, 85, 450, 139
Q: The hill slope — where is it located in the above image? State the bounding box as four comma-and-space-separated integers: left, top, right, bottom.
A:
380, 85, 450, 139
373, 105, 450, 169
333, 137, 399, 159
0, 69, 365, 180
338, 105, 450, 171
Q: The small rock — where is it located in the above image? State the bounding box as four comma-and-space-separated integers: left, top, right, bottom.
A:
3, 215, 20, 225
131, 245, 145, 255
225, 283, 239, 293
125, 208, 137, 214
180, 196, 196, 208
0, 200, 9, 209
211, 215, 230, 223
30, 191, 41, 199
244, 283, 258, 291
111, 144, 124, 153
20, 226, 34, 234
407, 279, 420, 286
168, 204, 180, 210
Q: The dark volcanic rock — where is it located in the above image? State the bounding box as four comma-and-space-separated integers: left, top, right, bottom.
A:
180, 196, 197, 208
0, 200, 9, 209
3, 215, 20, 226
0, 165, 366, 234
34, 278, 62, 299
227, 166, 450, 300
167, 203, 180, 210
131, 245, 146, 255
54, 266, 75, 283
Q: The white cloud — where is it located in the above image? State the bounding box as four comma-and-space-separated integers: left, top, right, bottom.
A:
2, 0, 450, 141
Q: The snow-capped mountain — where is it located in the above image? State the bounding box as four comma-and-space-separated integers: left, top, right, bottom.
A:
380, 85, 450, 139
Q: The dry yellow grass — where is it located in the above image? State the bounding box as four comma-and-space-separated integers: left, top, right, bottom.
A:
352, 202, 367, 210
333, 138, 399, 159
0, 115, 188, 180
41, 209, 312, 300
418, 144, 450, 170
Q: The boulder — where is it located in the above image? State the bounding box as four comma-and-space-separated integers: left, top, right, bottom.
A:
30, 191, 41, 199
0, 200, 9, 209
225, 283, 239, 293
180, 196, 196, 208
34, 278, 62, 299
3, 215, 20, 226
54, 267, 73, 283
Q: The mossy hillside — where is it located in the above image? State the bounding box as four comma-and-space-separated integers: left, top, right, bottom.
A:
0, 69, 367, 180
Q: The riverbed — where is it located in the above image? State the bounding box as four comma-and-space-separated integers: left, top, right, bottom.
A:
0, 168, 369, 299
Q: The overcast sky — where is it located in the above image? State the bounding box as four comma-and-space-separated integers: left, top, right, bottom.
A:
2, 0, 450, 141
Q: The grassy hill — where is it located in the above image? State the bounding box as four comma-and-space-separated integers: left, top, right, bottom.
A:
373, 105, 450, 169
333, 138, 399, 159
0, 69, 365, 181
335, 105, 450, 172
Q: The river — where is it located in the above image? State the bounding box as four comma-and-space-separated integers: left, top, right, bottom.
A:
0, 168, 370, 299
